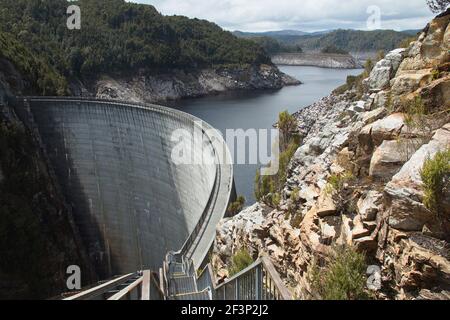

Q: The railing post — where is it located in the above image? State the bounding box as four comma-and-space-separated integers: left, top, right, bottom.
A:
255, 265, 261, 300
141, 270, 150, 300
235, 278, 239, 300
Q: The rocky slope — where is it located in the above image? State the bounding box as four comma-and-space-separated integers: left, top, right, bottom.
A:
76, 64, 300, 104
272, 53, 362, 69
212, 10, 450, 300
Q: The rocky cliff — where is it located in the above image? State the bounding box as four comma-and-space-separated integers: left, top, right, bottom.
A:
212, 10, 450, 300
76, 64, 300, 103
272, 53, 362, 69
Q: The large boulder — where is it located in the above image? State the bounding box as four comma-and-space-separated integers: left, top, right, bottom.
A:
397, 12, 449, 75
421, 11, 450, 63
369, 139, 422, 181
385, 123, 450, 231
358, 113, 406, 152
369, 59, 393, 90
390, 69, 433, 96
385, 48, 407, 74
369, 49, 406, 91
419, 75, 450, 112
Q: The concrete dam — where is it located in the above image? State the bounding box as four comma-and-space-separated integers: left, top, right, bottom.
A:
17, 97, 234, 279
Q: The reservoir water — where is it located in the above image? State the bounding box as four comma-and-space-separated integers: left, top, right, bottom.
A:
167, 66, 363, 204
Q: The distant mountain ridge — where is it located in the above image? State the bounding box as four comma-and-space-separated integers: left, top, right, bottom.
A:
233, 30, 332, 38
234, 29, 419, 53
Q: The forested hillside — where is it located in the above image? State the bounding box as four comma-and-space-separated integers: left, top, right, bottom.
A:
0, 0, 270, 81
236, 29, 416, 54
294, 29, 418, 52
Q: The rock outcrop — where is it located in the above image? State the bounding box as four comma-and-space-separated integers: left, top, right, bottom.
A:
272, 53, 362, 69
212, 10, 450, 300
84, 64, 300, 104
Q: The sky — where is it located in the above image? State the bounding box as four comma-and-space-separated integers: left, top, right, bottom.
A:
130, 0, 436, 32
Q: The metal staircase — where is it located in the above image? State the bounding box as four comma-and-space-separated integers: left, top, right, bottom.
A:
63, 251, 292, 300
156, 251, 292, 301
162, 252, 212, 300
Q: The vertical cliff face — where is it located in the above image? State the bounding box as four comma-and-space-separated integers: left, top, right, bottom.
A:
212, 10, 450, 300
0, 67, 95, 299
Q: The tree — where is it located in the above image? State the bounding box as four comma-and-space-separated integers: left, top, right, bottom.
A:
426, 0, 450, 13
321, 45, 349, 55
278, 111, 298, 151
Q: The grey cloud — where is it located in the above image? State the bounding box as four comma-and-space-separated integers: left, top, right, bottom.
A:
131, 0, 435, 31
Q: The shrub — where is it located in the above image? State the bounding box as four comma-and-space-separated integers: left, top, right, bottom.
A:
398, 96, 433, 159
321, 45, 349, 55
398, 36, 416, 49
431, 68, 441, 80
376, 50, 385, 62
420, 149, 450, 217
325, 171, 354, 195
227, 196, 246, 216
278, 110, 298, 151
228, 249, 254, 276
309, 246, 369, 300
291, 212, 303, 228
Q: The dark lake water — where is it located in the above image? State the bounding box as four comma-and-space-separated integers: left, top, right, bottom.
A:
166, 66, 363, 204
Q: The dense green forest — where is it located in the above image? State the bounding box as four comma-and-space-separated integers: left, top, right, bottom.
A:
247, 36, 303, 55
295, 29, 418, 52
0, 0, 270, 84
236, 29, 416, 53
0, 31, 68, 95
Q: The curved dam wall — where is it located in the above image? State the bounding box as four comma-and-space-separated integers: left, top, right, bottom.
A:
19, 97, 234, 278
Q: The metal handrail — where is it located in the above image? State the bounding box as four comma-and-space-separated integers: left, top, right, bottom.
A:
149, 271, 165, 300
108, 277, 144, 300
64, 273, 136, 300
209, 256, 292, 300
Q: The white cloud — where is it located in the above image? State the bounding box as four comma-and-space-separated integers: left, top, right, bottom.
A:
130, 0, 435, 32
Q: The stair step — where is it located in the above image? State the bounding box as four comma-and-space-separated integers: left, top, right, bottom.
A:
171, 272, 187, 278
173, 290, 211, 301
169, 263, 184, 274
169, 276, 197, 296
